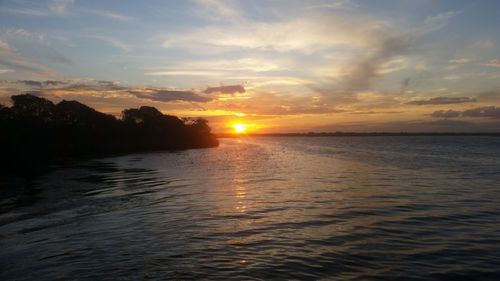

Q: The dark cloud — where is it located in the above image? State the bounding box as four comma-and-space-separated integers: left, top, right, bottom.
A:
311, 29, 414, 106
44, 80, 67, 86
431, 110, 461, 118
431, 106, 500, 119
16, 80, 67, 87
348, 111, 403, 115
477, 91, 500, 102
340, 31, 414, 91
462, 106, 500, 119
129, 89, 212, 103
7, 80, 212, 103
17, 80, 43, 87
407, 97, 476, 105
204, 84, 245, 95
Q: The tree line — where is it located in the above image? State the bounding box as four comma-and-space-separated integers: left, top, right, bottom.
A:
0, 94, 218, 173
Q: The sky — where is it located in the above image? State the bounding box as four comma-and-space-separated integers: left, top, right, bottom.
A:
0, 0, 499, 133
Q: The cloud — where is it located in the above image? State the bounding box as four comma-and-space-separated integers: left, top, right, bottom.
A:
3, 79, 214, 104
144, 58, 283, 78
431, 110, 461, 118
86, 35, 132, 52
211, 90, 343, 116
0, 39, 56, 77
0, 69, 14, 74
477, 91, 500, 102
3, 0, 75, 17
483, 59, 500, 68
1, 0, 130, 22
195, 0, 242, 22
161, 16, 376, 53
83, 9, 134, 21
48, 0, 74, 15
0, 6, 52, 17
444, 75, 460, 81
308, 0, 359, 11
309, 10, 457, 98
407, 96, 476, 105
431, 106, 500, 119
204, 85, 245, 95
422, 11, 459, 32
129, 89, 212, 103
1, 28, 46, 43
339, 31, 413, 91
462, 106, 500, 119
145, 70, 226, 76
449, 58, 470, 64
16, 80, 69, 87
16, 80, 44, 87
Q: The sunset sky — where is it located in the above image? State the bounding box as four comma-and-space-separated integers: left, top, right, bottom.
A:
1, 0, 499, 133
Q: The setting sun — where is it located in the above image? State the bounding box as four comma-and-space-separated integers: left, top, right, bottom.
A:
233, 123, 247, 134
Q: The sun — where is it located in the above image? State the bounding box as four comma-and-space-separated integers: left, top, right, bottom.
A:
233, 123, 247, 134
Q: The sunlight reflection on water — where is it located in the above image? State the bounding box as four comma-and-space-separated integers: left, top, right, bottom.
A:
1, 136, 500, 280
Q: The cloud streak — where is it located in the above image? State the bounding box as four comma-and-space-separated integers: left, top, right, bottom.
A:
432, 106, 500, 119
407, 97, 476, 105
484, 59, 500, 68
0, 39, 56, 77
204, 85, 245, 95
4, 80, 213, 104
431, 110, 461, 118
129, 89, 212, 103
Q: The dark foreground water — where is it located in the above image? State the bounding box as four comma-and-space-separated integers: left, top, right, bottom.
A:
1, 136, 500, 280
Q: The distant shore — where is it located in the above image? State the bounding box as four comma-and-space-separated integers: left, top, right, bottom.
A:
217, 132, 500, 138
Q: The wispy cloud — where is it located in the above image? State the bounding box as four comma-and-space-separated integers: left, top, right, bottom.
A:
83, 8, 134, 21
145, 70, 225, 77
86, 35, 132, 52
194, 0, 242, 22
144, 57, 283, 78
161, 16, 374, 53
0, 39, 56, 77
483, 59, 500, 68
0, 6, 52, 17
422, 11, 460, 32
449, 58, 470, 64
308, 0, 359, 11
407, 97, 476, 105
0, 69, 14, 74
1, 0, 132, 22
48, 0, 74, 15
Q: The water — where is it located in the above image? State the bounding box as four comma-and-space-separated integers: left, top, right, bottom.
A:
1, 136, 500, 280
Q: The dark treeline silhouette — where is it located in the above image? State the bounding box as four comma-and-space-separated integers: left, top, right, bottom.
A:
0, 94, 218, 173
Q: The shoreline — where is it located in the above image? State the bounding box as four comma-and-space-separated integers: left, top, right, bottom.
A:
217, 132, 500, 138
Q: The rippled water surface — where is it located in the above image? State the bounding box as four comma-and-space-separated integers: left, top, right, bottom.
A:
1, 136, 500, 280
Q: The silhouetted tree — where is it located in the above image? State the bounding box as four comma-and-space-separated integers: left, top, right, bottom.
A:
0, 94, 218, 174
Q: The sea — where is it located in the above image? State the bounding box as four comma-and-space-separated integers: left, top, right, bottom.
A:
1, 136, 500, 280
